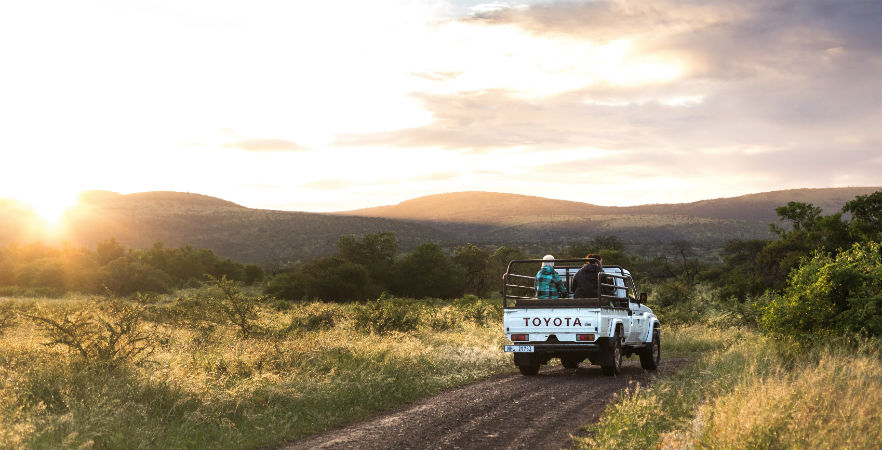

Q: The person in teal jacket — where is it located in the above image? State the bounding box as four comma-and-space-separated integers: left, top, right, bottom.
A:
535, 254, 567, 299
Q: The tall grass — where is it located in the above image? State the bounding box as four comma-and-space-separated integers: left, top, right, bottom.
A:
0, 294, 512, 449
573, 325, 882, 450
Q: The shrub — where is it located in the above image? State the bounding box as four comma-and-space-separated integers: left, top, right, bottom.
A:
24, 299, 155, 368
652, 278, 695, 308
155, 293, 226, 329
288, 303, 338, 332
453, 295, 499, 326
353, 294, 421, 334
425, 306, 461, 330
211, 276, 264, 338
760, 241, 882, 341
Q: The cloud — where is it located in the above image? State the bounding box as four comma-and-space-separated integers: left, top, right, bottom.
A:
336, 0, 880, 191
222, 138, 305, 152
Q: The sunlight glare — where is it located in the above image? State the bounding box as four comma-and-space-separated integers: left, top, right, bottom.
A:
18, 191, 81, 226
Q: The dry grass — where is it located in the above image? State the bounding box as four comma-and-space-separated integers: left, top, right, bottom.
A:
660, 346, 881, 450
0, 294, 512, 449
574, 325, 882, 450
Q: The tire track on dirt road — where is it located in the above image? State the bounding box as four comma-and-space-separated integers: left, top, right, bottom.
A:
282, 357, 687, 450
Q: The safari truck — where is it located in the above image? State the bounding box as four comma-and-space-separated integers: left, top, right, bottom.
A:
502, 258, 660, 376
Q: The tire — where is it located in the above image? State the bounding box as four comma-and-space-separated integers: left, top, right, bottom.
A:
561, 356, 581, 369
518, 363, 540, 376
601, 329, 623, 376
640, 329, 661, 370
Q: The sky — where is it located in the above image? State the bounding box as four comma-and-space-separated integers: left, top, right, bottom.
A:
1, 0, 880, 220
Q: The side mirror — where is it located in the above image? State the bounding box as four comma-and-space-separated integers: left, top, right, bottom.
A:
639, 292, 647, 304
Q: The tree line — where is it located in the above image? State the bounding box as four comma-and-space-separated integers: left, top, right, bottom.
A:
0, 239, 264, 297
2, 191, 878, 341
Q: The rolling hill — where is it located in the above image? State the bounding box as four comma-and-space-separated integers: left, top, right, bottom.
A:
0, 187, 876, 264
339, 187, 880, 245
0, 191, 449, 265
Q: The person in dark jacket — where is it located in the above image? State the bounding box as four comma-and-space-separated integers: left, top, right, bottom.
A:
572, 254, 603, 298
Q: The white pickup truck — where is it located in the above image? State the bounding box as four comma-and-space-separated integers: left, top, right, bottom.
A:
502, 258, 660, 376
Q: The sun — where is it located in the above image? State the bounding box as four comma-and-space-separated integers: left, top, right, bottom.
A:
19, 191, 81, 226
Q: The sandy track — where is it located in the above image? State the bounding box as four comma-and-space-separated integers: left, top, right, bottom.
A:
282, 357, 686, 450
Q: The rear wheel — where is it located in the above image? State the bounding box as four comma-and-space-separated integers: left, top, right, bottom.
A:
518, 363, 540, 376
561, 356, 581, 369
601, 329, 623, 376
640, 329, 660, 370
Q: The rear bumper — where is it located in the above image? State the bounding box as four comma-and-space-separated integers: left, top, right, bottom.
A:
504, 342, 599, 352
508, 343, 601, 366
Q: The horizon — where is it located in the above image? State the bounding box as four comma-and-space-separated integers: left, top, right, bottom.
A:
3, 185, 878, 220
2, 1, 880, 219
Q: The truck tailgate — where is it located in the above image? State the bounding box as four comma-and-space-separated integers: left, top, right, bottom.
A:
504, 308, 600, 334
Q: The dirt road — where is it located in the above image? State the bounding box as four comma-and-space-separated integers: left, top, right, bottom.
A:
283, 357, 686, 450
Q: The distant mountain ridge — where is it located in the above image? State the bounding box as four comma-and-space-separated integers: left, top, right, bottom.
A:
0, 187, 877, 264
340, 188, 874, 223
337, 187, 879, 246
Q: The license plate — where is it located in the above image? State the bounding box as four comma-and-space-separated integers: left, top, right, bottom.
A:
504, 345, 534, 353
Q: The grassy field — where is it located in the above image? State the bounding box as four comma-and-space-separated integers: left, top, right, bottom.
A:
0, 292, 513, 449
573, 325, 882, 450
2, 290, 880, 450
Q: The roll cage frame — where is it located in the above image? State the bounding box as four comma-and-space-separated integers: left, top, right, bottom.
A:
502, 258, 638, 309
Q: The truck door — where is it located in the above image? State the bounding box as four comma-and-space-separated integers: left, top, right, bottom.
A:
626, 279, 644, 343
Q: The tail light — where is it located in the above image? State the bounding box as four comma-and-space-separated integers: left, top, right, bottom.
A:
577, 334, 595, 341
511, 334, 529, 342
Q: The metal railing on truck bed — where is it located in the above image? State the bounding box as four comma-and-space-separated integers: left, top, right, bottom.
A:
502, 258, 632, 309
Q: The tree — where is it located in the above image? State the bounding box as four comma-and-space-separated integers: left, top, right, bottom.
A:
670, 240, 702, 284
264, 271, 307, 300
242, 264, 265, 284
771, 201, 823, 236
301, 257, 378, 301
453, 243, 491, 296
487, 246, 528, 293
592, 235, 625, 252
392, 242, 465, 299
95, 238, 126, 265
337, 232, 398, 288
101, 258, 171, 296
714, 239, 770, 301
843, 191, 882, 243
210, 258, 245, 282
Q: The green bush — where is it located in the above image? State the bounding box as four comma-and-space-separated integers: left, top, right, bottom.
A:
453, 295, 500, 326
760, 241, 881, 341
425, 305, 461, 330
353, 295, 421, 334
288, 303, 338, 331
